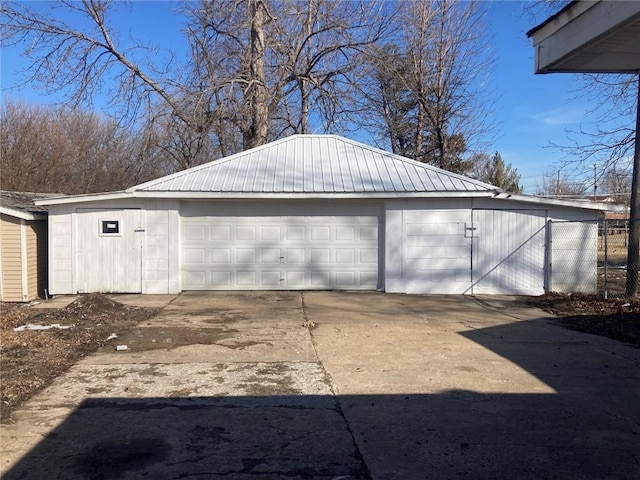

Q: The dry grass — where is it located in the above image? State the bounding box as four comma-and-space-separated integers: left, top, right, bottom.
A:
598, 232, 628, 266
526, 293, 640, 347
0, 295, 158, 423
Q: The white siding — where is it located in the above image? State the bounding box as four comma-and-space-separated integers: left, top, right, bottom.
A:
49, 206, 74, 295
384, 205, 404, 292
143, 200, 180, 294
44, 194, 601, 296
404, 209, 472, 294
75, 208, 143, 293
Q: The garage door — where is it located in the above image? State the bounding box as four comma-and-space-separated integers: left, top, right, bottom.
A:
181, 216, 378, 290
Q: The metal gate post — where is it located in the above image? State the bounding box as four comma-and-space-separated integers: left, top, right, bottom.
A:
545, 219, 553, 293
604, 218, 608, 299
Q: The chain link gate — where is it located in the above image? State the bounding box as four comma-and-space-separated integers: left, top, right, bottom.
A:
548, 218, 637, 298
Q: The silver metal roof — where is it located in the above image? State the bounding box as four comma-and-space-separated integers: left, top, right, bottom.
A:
130, 135, 498, 194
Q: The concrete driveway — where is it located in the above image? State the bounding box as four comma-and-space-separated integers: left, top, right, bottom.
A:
2, 291, 639, 479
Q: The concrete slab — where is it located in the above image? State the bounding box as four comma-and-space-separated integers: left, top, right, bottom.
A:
107, 294, 178, 309
4, 398, 366, 480
2, 291, 639, 480
29, 295, 77, 309
304, 291, 640, 480
23, 362, 332, 405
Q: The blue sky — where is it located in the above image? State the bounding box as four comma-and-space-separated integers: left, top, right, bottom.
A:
1, 1, 598, 193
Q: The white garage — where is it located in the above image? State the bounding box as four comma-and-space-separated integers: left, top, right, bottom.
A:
37, 135, 606, 296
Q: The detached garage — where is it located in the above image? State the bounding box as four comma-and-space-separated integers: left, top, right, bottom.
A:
37, 135, 604, 296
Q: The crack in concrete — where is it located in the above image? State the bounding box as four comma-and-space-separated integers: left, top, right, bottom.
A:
302, 293, 373, 480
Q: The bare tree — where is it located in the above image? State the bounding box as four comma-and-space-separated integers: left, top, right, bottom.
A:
0, 99, 161, 193
524, 2, 640, 296
356, 0, 495, 173
601, 164, 632, 206
182, 0, 389, 148
2, 1, 190, 123
3, 0, 388, 162
549, 75, 637, 175
535, 170, 587, 198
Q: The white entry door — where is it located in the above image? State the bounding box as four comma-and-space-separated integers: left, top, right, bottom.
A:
181, 216, 378, 290
76, 208, 144, 293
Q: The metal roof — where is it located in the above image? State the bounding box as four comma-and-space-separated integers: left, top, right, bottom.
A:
130, 135, 498, 194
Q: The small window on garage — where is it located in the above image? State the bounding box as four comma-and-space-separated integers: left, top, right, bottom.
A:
100, 220, 120, 236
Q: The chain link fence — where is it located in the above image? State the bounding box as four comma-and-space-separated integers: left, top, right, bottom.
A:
548, 218, 637, 298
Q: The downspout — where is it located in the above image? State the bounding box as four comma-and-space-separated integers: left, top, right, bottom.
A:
545, 217, 552, 293
20, 219, 29, 301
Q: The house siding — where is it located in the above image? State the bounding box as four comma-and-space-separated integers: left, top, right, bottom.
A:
384, 198, 599, 295
26, 221, 38, 299
33, 219, 48, 298
1, 214, 24, 301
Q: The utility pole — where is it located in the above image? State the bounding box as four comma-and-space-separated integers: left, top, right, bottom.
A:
625, 73, 640, 297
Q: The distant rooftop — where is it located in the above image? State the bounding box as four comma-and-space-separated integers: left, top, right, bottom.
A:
0, 191, 63, 217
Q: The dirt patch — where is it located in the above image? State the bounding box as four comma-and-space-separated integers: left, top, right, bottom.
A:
525, 293, 640, 347
0, 294, 158, 423
97, 326, 238, 352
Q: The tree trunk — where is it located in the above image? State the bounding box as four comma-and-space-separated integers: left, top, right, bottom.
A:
625, 73, 640, 297
244, 0, 269, 149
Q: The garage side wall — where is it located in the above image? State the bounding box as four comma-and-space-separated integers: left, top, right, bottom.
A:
144, 199, 180, 294
48, 199, 180, 295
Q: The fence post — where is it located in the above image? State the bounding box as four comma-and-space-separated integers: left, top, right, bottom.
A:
545, 219, 553, 293
604, 218, 608, 299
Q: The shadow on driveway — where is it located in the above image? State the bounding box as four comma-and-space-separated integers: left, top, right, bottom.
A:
3, 296, 640, 480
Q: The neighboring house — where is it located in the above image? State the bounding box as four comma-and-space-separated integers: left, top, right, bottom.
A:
527, 0, 640, 74
0, 191, 58, 302
36, 135, 609, 296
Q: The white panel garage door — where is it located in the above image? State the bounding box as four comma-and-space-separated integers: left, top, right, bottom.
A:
181, 216, 378, 290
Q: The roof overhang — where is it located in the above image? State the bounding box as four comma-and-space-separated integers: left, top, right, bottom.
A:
35, 189, 616, 212
36, 190, 501, 205
497, 193, 618, 212
527, 0, 640, 73
0, 206, 46, 221
35, 191, 130, 206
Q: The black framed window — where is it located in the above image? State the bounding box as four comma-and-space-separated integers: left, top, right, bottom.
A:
101, 220, 119, 234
